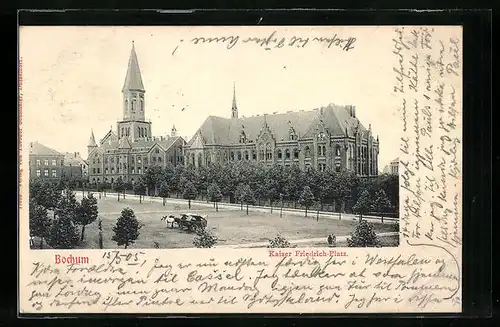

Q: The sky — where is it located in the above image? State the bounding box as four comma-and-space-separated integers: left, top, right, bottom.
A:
19, 26, 402, 169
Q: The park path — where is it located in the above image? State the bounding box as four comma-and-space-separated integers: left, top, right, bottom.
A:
77, 191, 398, 225
215, 232, 399, 248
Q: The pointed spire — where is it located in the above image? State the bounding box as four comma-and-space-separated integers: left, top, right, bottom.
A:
88, 129, 97, 147
171, 124, 177, 137
122, 41, 145, 92
231, 82, 238, 119
232, 82, 237, 107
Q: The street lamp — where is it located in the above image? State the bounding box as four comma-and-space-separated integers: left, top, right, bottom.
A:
280, 193, 283, 218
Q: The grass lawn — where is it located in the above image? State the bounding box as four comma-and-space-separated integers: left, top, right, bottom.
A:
67, 196, 397, 249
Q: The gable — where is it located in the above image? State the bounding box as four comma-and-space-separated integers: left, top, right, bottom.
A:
101, 131, 118, 145
88, 147, 102, 158
148, 142, 165, 154
190, 132, 205, 149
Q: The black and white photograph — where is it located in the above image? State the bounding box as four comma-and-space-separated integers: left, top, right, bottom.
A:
19, 23, 464, 315
23, 27, 402, 250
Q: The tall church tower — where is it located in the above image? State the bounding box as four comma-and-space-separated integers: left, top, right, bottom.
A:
122, 41, 145, 121
231, 82, 238, 119
117, 42, 152, 142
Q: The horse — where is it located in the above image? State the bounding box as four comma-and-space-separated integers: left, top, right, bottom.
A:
161, 215, 177, 228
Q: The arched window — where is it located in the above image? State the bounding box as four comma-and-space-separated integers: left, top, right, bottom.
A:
245, 150, 249, 160
197, 153, 203, 166
230, 152, 235, 161
335, 145, 341, 156
266, 149, 272, 160
132, 99, 137, 111
322, 145, 326, 156
294, 148, 299, 159
252, 150, 257, 160
305, 146, 311, 158
285, 149, 291, 159
277, 149, 282, 159
140, 99, 144, 111
237, 151, 242, 160
125, 99, 128, 110
259, 150, 264, 160
121, 127, 124, 137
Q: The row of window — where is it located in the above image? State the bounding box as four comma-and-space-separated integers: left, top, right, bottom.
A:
36, 169, 57, 177
194, 145, 340, 164
92, 167, 146, 175
93, 155, 183, 167
124, 98, 144, 112
36, 159, 62, 166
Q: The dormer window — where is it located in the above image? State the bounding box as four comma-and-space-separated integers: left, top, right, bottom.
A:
317, 132, 327, 141
239, 132, 246, 143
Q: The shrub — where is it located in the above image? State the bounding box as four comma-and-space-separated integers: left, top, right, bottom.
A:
112, 207, 143, 249
393, 221, 400, 233
47, 215, 80, 249
347, 220, 381, 247
29, 199, 51, 249
193, 228, 218, 248
268, 234, 292, 248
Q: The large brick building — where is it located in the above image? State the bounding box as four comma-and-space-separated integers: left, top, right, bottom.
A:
87, 42, 185, 185
29, 142, 65, 183
184, 85, 380, 176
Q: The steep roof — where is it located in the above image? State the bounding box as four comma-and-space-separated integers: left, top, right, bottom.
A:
88, 129, 97, 147
122, 42, 145, 92
29, 142, 63, 156
188, 104, 370, 146
97, 135, 184, 154
118, 136, 132, 149
63, 152, 86, 166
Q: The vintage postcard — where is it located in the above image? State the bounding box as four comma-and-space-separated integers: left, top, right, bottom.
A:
18, 25, 462, 314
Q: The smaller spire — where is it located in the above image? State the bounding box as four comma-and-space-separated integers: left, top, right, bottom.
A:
171, 124, 177, 137
88, 129, 97, 147
231, 82, 238, 119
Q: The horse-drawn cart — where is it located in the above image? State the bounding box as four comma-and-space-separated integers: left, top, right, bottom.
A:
162, 213, 207, 232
